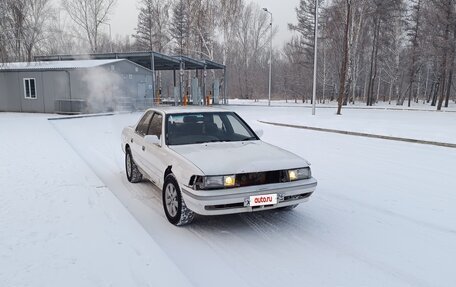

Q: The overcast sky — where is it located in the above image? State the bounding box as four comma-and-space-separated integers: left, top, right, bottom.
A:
109, 0, 300, 48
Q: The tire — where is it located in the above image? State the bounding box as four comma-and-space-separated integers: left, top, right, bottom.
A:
279, 204, 299, 211
162, 174, 194, 226
125, 147, 143, 183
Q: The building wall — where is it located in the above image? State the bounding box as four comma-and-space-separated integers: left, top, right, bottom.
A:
42, 71, 71, 113
0, 72, 22, 112
0, 70, 70, 113
0, 59, 154, 114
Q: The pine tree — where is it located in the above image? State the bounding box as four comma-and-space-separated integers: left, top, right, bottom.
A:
170, 0, 190, 55
288, 0, 323, 65
133, 0, 171, 52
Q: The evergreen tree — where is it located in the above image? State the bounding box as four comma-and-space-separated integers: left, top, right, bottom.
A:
133, 0, 171, 52
170, 0, 190, 55
288, 0, 323, 65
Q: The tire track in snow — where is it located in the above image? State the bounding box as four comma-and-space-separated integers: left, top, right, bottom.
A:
49, 119, 250, 287
321, 191, 456, 236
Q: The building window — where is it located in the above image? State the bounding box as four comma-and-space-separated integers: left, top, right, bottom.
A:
129, 74, 133, 79
24, 78, 37, 99
135, 67, 139, 72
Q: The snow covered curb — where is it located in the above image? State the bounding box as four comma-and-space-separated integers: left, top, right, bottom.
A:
47, 112, 115, 121
259, 120, 456, 149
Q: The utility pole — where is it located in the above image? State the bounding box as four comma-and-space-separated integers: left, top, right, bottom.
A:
312, 0, 319, 115
263, 8, 273, 107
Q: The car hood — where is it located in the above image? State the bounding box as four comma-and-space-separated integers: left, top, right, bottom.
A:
170, 141, 308, 175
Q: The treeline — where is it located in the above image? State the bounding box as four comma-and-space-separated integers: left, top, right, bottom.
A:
1, 0, 456, 111
288, 0, 456, 111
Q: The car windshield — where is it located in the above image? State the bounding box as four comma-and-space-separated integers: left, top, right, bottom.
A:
166, 112, 258, 145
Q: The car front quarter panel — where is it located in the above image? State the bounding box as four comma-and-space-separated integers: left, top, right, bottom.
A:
159, 146, 204, 188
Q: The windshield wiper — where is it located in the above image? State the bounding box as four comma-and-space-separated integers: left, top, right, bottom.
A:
194, 139, 224, 144
241, 136, 257, 141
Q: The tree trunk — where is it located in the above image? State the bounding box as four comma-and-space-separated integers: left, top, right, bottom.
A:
337, 0, 351, 115
427, 82, 434, 103
423, 65, 430, 104
445, 69, 453, 107
437, 0, 452, 111
367, 17, 380, 106
376, 70, 381, 103
431, 82, 439, 106
388, 79, 393, 104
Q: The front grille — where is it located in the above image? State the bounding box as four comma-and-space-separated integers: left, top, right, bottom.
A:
236, 170, 288, 188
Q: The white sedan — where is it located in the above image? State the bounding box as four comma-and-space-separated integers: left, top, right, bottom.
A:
121, 107, 317, 225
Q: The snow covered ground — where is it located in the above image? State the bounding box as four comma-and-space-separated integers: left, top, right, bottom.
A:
0, 113, 191, 287
230, 104, 456, 145
1, 105, 456, 287
230, 98, 456, 112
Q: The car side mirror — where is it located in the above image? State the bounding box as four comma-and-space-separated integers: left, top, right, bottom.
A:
145, 135, 161, 147
255, 129, 264, 138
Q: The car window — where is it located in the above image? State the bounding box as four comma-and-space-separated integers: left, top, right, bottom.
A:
147, 113, 163, 139
166, 112, 256, 145
225, 114, 252, 138
136, 111, 153, 136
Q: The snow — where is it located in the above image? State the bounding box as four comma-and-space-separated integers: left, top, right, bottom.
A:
0, 59, 124, 71
230, 104, 456, 145
0, 113, 191, 286
1, 105, 456, 287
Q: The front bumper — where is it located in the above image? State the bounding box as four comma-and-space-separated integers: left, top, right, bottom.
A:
180, 177, 317, 215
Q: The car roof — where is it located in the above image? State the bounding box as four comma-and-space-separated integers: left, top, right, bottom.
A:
146, 106, 231, 115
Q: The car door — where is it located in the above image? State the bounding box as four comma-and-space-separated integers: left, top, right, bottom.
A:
141, 112, 166, 185
131, 110, 154, 173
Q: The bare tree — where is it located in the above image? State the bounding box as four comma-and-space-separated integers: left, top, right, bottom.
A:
62, 0, 116, 53
23, 0, 52, 62
234, 2, 274, 99
405, 0, 423, 107
0, 0, 9, 62
218, 0, 242, 65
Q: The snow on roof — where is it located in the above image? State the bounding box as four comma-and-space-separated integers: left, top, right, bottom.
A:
0, 59, 124, 71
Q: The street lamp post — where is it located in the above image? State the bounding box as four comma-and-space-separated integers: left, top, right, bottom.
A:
263, 8, 272, 107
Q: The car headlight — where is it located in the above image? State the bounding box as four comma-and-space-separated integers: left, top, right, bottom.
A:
288, 168, 311, 181
194, 175, 236, 190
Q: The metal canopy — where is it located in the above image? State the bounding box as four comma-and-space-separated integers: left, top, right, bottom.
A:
34, 51, 225, 71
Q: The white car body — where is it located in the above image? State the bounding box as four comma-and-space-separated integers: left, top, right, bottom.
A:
121, 107, 317, 218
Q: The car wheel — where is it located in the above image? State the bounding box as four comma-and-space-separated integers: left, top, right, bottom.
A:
125, 148, 143, 183
162, 174, 194, 226
279, 204, 299, 211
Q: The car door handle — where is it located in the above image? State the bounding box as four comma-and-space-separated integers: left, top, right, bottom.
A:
142, 146, 145, 151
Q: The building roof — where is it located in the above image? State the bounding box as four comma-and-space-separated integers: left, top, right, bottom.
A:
0, 59, 124, 71
35, 51, 225, 71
